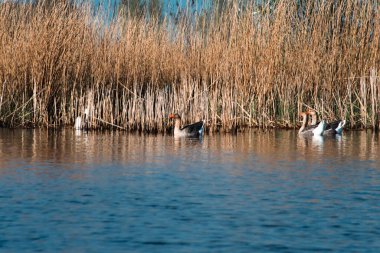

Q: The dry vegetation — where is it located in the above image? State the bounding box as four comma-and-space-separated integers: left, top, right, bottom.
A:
0, 0, 379, 132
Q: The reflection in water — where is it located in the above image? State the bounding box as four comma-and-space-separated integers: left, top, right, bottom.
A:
0, 129, 379, 181
311, 135, 324, 149
1, 129, 379, 168
0, 129, 379, 252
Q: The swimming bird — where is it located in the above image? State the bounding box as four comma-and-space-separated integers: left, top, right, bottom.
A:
299, 112, 325, 136
334, 120, 346, 134
308, 110, 345, 135
74, 116, 82, 130
74, 108, 89, 130
169, 113, 204, 137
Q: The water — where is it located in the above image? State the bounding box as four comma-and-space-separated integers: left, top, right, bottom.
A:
0, 129, 379, 252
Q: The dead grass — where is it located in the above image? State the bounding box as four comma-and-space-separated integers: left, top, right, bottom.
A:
0, 0, 379, 132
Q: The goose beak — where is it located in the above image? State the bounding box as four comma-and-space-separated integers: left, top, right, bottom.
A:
168, 114, 175, 119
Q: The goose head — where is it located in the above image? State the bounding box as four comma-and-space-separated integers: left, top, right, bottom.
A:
299, 112, 308, 121
169, 113, 182, 130
169, 113, 181, 120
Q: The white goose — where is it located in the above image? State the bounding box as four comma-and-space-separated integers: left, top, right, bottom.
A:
169, 113, 204, 137
74, 108, 89, 130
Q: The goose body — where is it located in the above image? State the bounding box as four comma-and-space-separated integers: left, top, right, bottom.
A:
312, 120, 326, 135
334, 120, 346, 134
74, 108, 89, 130
308, 110, 345, 135
324, 120, 342, 135
169, 113, 204, 137
299, 112, 325, 136
74, 116, 82, 130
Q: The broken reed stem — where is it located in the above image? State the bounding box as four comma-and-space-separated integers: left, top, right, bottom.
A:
92, 116, 126, 130
0, 0, 379, 132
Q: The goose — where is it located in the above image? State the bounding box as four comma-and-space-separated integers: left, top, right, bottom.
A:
74, 116, 82, 130
169, 113, 204, 137
334, 120, 346, 134
74, 108, 89, 130
299, 112, 325, 136
308, 110, 345, 135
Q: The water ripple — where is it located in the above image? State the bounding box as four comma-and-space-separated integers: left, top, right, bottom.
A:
0, 130, 379, 252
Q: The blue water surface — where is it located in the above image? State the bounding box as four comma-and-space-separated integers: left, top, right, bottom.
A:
0, 130, 379, 252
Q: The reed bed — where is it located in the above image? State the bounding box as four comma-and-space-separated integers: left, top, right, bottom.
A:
0, 0, 379, 132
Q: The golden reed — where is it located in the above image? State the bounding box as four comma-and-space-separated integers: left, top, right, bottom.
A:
0, 1, 379, 132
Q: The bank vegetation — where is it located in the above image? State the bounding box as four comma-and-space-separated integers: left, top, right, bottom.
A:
0, 0, 379, 132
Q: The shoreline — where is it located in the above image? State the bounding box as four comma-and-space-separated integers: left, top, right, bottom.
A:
1, 124, 378, 134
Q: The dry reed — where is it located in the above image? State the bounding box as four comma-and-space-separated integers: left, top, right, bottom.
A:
0, 0, 379, 132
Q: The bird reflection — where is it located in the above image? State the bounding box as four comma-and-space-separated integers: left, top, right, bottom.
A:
173, 136, 204, 152
0, 130, 379, 176
75, 129, 83, 137
311, 135, 324, 151
297, 134, 325, 158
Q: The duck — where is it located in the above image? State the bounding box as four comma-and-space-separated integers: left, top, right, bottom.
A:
169, 113, 204, 137
299, 111, 325, 136
307, 110, 345, 135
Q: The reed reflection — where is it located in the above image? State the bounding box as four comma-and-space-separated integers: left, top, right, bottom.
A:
0, 129, 379, 176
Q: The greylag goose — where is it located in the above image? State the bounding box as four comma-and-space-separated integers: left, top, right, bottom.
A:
308, 110, 345, 135
299, 112, 325, 136
169, 113, 204, 137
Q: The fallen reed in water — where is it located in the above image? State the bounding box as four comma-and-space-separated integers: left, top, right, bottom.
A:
0, 1, 379, 132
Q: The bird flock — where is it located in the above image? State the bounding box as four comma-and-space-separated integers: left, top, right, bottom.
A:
75, 109, 345, 138
298, 110, 345, 136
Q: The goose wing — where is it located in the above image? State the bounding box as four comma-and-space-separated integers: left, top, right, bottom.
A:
306, 120, 341, 131
304, 123, 318, 131
325, 120, 341, 131
181, 120, 204, 135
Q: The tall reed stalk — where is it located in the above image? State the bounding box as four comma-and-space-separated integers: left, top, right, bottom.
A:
0, 0, 379, 132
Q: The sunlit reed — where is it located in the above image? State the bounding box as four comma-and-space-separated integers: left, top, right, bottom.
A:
0, 0, 378, 132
